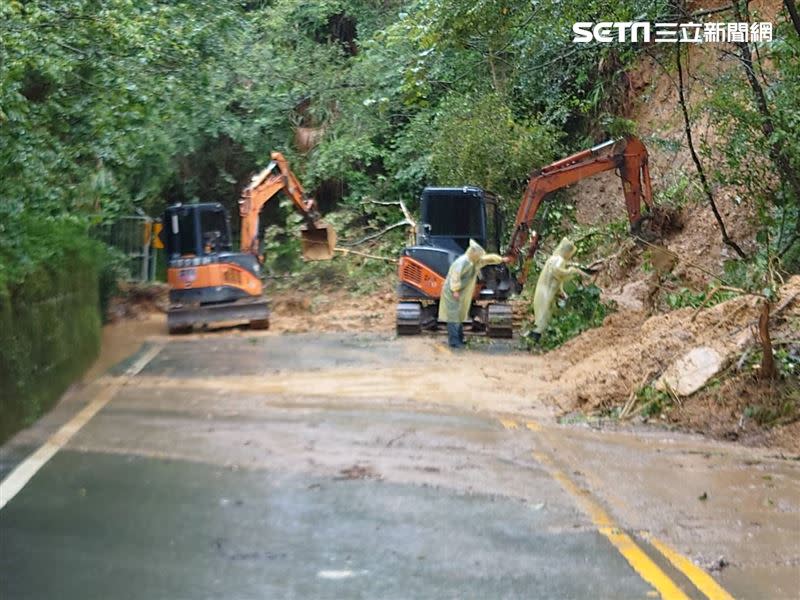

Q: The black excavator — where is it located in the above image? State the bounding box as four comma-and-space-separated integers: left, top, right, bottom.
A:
396, 187, 517, 337
395, 137, 666, 338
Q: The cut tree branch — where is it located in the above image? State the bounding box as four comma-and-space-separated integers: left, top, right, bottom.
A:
674, 43, 748, 258
757, 300, 777, 379
785, 0, 800, 35
338, 220, 412, 247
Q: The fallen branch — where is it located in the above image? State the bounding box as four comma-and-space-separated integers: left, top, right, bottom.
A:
690, 285, 753, 322
772, 290, 799, 318
736, 346, 753, 371
633, 237, 732, 285
334, 247, 397, 263
338, 220, 412, 247
620, 370, 658, 420
665, 383, 683, 408
580, 240, 638, 275
366, 199, 417, 239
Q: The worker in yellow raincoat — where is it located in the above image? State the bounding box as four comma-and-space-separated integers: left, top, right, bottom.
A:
439, 239, 509, 348
531, 237, 584, 342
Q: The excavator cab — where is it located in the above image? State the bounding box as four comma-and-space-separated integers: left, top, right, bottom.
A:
396, 187, 514, 337
162, 203, 269, 333
163, 203, 233, 258
417, 187, 500, 254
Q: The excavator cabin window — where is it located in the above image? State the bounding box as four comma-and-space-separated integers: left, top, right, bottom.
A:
164, 203, 232, 258
420, 187, 500, 253
199, 207, 232, 254
422, 188, 486, 253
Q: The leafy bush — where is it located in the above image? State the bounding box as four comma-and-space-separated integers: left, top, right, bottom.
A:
635, 385, 672, 418
743, 396, 799, 427
521, 281, 615, 351
427, 92, 561, 202
665, 287, 710, 309
0, 214, 104, 441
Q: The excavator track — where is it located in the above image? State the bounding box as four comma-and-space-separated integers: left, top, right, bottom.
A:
167, 297, 270, 333
396, 301, 423, 335
486, 302, 513, 338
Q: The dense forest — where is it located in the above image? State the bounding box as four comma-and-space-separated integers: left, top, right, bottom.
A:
3, 0, 797, 280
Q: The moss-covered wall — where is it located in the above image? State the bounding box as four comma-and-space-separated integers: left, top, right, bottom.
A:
0, 248, 101, 442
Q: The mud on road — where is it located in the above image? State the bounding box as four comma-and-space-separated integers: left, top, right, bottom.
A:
2, 326, 798, 598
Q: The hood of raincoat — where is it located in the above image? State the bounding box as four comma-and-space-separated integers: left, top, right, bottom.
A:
554, 237, 576, 260
466, 239, 486, 263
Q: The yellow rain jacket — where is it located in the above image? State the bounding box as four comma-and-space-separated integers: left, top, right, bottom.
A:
533, 237, 583, 334
439, 240, 504, 323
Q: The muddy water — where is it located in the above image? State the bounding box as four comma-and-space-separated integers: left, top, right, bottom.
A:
82, 314, 166, 382
35, 319, 800, 599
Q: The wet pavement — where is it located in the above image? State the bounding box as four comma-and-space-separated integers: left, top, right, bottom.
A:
1, 331, 798, 599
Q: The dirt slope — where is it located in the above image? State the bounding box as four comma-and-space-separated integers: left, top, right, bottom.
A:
547, 276, 799, 449
568, 0, 784, 292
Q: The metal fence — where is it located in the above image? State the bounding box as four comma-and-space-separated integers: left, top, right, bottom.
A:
99, 214, 158, 282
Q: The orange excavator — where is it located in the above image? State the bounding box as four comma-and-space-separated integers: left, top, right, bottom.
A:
396, 136, 666, 337
163, 152, 336, 333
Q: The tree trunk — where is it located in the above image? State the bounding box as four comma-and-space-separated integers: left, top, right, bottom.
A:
758, 300, 776, 379
675, 44, 747, 258
785, 0, 800, 36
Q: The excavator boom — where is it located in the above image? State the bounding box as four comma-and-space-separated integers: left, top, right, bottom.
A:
506, 136, 657, 277
238, 152, 336, 261
394, 136, 664, 338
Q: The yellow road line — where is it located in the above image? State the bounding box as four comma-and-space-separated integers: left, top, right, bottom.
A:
642, 532, 735, 600
525, 420, 542, 432
0, 343, 164, 511
499, 418, 519, 430
531, 451, 690, 600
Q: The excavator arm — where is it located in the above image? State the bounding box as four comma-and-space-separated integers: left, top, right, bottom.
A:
505, 136, 656, 279
238, 152, 335, 261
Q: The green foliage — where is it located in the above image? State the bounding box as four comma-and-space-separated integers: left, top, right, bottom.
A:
0, 213, 99, 286
653, 277, 738, 312
521, 281, 615, 351
696, 12, 800, 275
743, 396, 799, 427
427, 93, 560, 201
0, 0, 253, 219
738, 345, 799, 428
635, 385, 671, 418
721, 251, 784, 301
97, 246, 128, 323
571, 219, 629, 257
0, 224, 102, 442
742, 345, 800, 381
654, 172, 696, 209
599, 115, 637, 138
775, 346, 800, 379
665, 287, 708, 309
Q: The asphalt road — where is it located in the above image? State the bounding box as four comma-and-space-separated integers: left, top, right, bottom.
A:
1, 332, 798, 599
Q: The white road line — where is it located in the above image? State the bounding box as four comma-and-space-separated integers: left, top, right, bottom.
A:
317, 570, 368, 580
0, 343, 164, 511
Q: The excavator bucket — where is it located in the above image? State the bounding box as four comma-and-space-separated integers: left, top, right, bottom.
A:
300, 221, 337, 260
